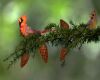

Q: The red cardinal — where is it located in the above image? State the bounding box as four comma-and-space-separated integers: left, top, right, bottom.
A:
87, 10, 97, 29
60, 19, 69, 62
18, 15, 37, 37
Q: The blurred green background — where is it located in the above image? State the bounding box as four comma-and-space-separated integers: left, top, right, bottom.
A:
0, 0, 100, 80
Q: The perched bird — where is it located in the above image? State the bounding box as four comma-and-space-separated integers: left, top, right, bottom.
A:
60, 19, 69, 63
18, 15, 37, 37
87, 10, 97, 29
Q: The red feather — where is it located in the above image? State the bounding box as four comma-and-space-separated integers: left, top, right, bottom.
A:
20, 53, 30, 68
39, 44, 48, 63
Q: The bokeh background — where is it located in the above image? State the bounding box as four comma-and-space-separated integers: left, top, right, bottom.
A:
0, 0, 100, 80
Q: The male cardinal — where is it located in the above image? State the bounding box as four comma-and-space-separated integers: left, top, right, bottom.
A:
18, 15, 48, 67
60, 19, 69, 63
87, 10, 97, 29
18, 15, 39, 37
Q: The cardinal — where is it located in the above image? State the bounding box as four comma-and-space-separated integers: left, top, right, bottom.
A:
87, 10, 97, 29
18, 15, 36, 37
60, 19, 69, 63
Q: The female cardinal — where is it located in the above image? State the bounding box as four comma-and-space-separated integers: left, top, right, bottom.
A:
87, 10, 97, 29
